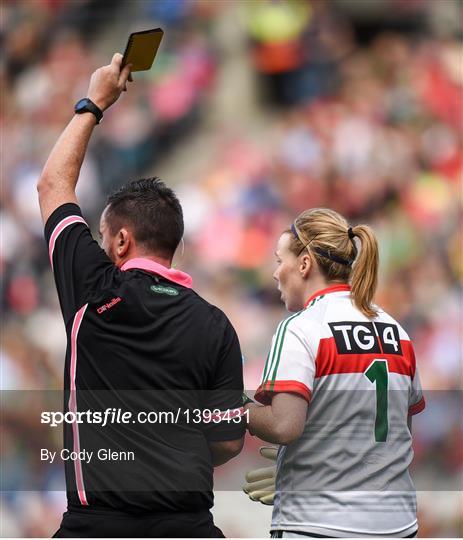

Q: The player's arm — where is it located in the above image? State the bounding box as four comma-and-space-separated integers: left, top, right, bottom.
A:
209, 437, 245, 467
407, 341, 425, 432
246, 393, 308, 445
249, 319, 314, 445
37, 53, 132, 224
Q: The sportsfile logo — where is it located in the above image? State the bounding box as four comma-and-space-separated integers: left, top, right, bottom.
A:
96, 297, 122, 314
40, 407, 248, 427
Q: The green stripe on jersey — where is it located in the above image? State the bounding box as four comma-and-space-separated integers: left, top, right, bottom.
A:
307, 294, 325, 308
262, 320, 285, 382
263, 296, 322, 386
269, 310, 304, 390
261, 350, 271, 383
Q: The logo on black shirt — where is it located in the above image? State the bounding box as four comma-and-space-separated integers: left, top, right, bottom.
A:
97, 297, 122, 314
150, 284, 179, 296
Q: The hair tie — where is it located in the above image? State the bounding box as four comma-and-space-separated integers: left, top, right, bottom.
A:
348, 227, 355, 240
291, 223, 301, 241
314, 247, 353, 267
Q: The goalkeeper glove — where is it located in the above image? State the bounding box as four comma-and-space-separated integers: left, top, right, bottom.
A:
242, 446, 277, 505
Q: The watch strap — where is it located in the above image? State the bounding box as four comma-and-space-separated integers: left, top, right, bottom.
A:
75, 98, 103, 124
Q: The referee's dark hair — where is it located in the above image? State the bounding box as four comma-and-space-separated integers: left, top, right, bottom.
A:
106, 177, 184, 259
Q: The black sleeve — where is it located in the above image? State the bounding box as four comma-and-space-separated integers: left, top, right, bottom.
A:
44, 203, 116, 323
203, 314, 247, 442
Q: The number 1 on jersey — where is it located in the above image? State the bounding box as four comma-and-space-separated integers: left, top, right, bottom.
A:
365, 359, 389, 442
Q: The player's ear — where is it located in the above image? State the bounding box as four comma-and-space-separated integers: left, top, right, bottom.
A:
299, 253, 312, 279
116, 228, 131, 257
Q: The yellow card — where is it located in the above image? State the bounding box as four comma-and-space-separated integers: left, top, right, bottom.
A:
121, 28, 164, 72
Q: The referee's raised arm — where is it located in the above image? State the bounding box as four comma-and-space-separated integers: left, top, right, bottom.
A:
37, 53, 132, 224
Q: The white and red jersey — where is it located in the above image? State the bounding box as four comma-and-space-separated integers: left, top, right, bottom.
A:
255, 284, 425, 538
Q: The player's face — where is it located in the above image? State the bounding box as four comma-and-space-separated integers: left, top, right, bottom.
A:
273, 233, 306, 312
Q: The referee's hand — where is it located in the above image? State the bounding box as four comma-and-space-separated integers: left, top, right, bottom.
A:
87, 53, 133, 112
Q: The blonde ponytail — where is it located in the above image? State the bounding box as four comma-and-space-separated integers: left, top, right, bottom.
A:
349, 225, 379, 318
288, 209, 380, 319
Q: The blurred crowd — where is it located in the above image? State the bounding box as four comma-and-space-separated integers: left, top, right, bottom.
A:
1, 0, 462, 537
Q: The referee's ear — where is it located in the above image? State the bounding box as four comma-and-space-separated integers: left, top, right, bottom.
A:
115, 228, 131, 259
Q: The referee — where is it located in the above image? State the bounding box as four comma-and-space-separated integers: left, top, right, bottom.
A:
37, 53, 246, 537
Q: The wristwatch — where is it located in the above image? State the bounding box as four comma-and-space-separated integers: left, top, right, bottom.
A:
74, 98, 103, 124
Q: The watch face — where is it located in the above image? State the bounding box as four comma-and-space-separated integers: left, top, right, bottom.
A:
75, 98, 90, 112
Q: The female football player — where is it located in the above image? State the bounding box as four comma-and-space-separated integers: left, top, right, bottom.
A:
244, 208, 425, 538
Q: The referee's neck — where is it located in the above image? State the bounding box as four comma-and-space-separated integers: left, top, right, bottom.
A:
117, 253, 172, 270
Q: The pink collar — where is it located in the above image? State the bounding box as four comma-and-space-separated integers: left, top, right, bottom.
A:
120, 258, 193, 289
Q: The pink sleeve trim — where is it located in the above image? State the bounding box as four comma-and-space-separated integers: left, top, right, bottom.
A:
48, 215, 88, 269
68, 304, 89, 506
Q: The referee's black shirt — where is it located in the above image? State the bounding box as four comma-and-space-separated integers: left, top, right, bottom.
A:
45, 203, 245, 515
